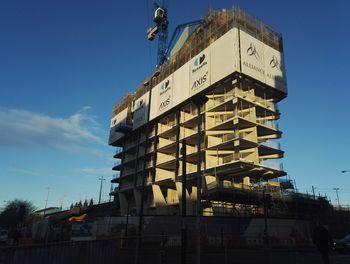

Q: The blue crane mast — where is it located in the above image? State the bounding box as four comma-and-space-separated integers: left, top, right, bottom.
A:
147, 1, 205, 67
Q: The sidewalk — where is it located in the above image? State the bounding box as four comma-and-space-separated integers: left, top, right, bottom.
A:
137, 248, 350, 264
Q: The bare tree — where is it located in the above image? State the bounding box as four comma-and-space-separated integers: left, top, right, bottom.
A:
0, 199, 35, 229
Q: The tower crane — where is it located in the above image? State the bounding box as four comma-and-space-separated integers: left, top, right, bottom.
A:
147, 1, 205, 67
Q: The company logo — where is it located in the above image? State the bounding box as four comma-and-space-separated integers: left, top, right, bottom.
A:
247, 43, 260, 60
242, 61, 265, 75
192, 53, 207, 73
160, 79, 171, 95
269, 55, 281, 71
159, 96, 171, 111
135, 99, 144, 111
191, 71, 208, 90
194, 54, 205, 67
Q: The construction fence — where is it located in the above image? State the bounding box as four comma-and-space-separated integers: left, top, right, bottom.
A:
1, 234, 350, 264
0, 216, 317, 263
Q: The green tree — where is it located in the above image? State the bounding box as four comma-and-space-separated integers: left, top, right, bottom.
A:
0, 199, 35, 229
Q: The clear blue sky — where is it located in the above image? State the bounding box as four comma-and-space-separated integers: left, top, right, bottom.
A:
1, 0, 350, 209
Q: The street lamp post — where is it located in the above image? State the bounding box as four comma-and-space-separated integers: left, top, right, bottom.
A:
333, 188, 340, 208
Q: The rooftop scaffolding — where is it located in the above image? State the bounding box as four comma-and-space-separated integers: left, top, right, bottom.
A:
112, 7, 283, 117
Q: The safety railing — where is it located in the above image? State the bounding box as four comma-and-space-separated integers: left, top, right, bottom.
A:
260, 160, 283, 171
256, 119, 278, 130
115, 147, 123, 155
260, 141, 281, 150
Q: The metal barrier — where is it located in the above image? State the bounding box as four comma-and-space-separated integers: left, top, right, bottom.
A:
0, 232, 308, 263
1, 232, 349, 264
0, 239, 118, 264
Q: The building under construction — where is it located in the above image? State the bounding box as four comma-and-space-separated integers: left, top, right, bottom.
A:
108, 6, 328, 218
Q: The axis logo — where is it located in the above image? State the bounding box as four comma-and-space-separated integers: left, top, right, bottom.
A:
159, 95, 171, 111
191, 71, 208, 90
269, 55, 281, 71
160, 79, 170, 95
247, 43, 260, 60
192, 53, 207, 73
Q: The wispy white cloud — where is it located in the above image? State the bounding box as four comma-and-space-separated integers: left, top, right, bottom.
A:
79, 167, 113, 177
8, 167, 46, 177
0, 107, 107, 155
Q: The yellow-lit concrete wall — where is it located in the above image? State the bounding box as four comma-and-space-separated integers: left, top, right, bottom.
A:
116, 76, 285, 216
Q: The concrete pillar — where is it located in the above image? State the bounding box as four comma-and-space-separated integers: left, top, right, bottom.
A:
243, 176, 250, 189
152, 185, 168, 215
133, 189, 142, 214
119, 193, 129, 215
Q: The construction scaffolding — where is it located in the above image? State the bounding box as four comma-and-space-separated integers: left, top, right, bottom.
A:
112, 6, 283, 116
107, 5, 330, 220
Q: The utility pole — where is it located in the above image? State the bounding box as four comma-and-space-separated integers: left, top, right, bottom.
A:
312, 186, 316, 200
333, 188, 340, 208
98, 176, 105, 204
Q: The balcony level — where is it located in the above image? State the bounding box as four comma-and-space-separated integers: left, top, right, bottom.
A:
156, 157, 176, 170
113, 147, 123, 159
120, 166, 136, 179
179, 150, 205, 163
118, 180, 134, 193
158, 125, 177, 139
108, 128, 125, 147
207, 136, 257, 151
258, 142, 284, 159
112, 160, 122, 171
111, 173, 120, 184
205, 159, 286, 181
205, 181, 261, 205
114, 122, 133, 133
109, 187, 119, 196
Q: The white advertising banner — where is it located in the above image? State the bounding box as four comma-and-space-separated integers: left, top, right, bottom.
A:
143, 27, 287, 123
149, 78, 171, 121
150, 63, 190, 121
110, 108, 128, 128
173, 62, 190, 109
157, 75, 174, 116
189, 47, 211, 96
211, 28, 239, 84
133, 91, 150, 130
263, 44, 287, 92
149, 87, 158, 121
240, 30, 266, 83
